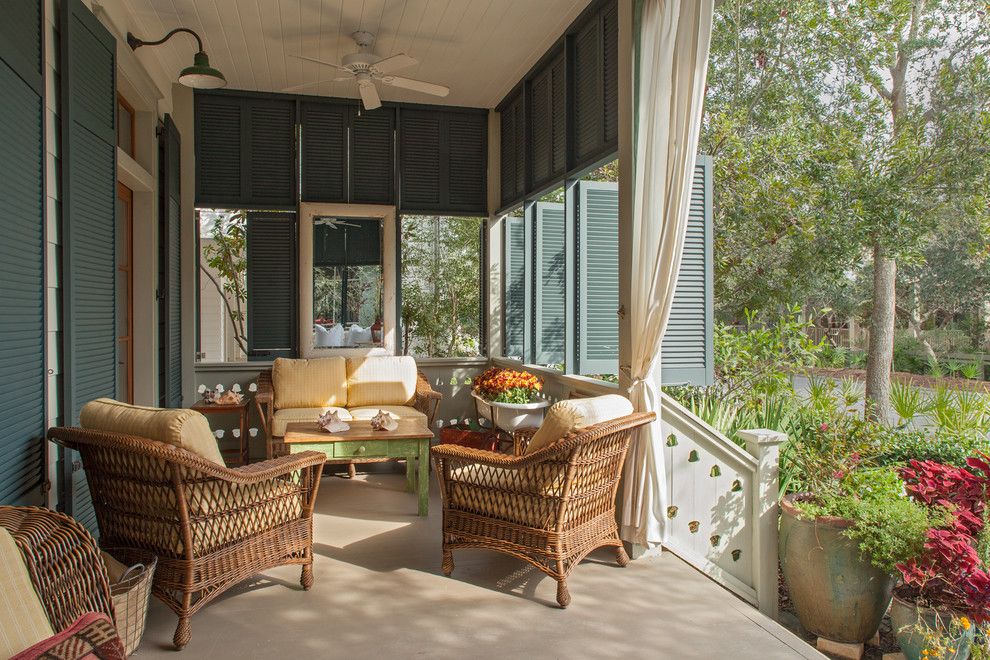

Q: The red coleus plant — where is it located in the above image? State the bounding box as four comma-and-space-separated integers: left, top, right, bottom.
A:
896, 455, 990, 623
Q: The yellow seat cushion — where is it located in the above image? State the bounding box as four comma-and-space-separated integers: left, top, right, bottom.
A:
347, 405, 427, 423
345, 356, 418, 407
80, 398, 225, 465
0, 528, 54, 658
272, 406, 352, 437
273, 357, 348, 409
525, 394, 634, 454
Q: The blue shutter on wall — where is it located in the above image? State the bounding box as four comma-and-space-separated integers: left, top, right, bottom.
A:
660, 156, 714, 386
60, 0, 117, 531
573, 159, 713, 384
300, 101, 348, 202
576, 182, 620, 375
504, 216, 527, 360
0, 0, 46, 506
534, 203, 566, 366
499, 91, 525, 209
529, 50, 566, 192
350, 108, 395, 204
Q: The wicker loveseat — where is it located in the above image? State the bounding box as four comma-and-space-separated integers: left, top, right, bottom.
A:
49, 409, 326, 651
432, 400, 655, 608
255, 355, 442, 466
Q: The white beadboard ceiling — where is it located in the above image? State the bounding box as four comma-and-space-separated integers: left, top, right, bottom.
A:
120, 0, 590, 108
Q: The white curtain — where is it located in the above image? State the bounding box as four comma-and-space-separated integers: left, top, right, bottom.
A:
620, 0, 715, 547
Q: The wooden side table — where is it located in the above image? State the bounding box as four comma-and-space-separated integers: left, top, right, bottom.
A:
190, 398, 250, 466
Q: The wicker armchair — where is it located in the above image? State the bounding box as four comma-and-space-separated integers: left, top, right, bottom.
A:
0, 506, 116, 631
48, 427, 326, 650
431, 411, 656, 608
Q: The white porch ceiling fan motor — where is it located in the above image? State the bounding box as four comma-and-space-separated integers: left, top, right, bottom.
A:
285, 30, 450, 110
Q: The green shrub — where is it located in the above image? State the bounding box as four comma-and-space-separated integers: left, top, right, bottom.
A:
889, 379, 927, 425
874, 427, 989, 467
893, 335, 927, 374
960, 361, 982, 380
928, 356, 946, 378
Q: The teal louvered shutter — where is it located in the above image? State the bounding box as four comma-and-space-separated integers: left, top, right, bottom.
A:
446, 111, 487, 213
499, 92, 525, 208
61, 0, 117, 531
399, 109, 442, 210
504, 216, 528, 360
534, 203, 566, 366
0, 0, 45, 506
158, 115, 182, 407
350, 108, 394, 204
247, 212, 297, 360
577, 181, 619, 375
195, 94, 242, 204
300, 101, 347, 202
661, 156, 714, 386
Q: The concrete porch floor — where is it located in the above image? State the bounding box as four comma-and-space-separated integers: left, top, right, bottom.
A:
137, 469, 821, 659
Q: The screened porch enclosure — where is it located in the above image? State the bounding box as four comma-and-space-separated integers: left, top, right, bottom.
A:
0, 0, 810, 655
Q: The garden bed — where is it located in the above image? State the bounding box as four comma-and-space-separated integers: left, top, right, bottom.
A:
807, 366, 990, 394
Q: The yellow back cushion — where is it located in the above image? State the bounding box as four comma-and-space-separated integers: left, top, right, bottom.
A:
0, 528, 55, 658
525, 394, 634, 454
273, 357, 348, 409
80, 398, 225, 465
345, 356, 418, 407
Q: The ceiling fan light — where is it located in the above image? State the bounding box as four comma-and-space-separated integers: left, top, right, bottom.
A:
179, 51, 226, 89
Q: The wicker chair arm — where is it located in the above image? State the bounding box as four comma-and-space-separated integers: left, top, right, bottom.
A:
226, 450, 327, 483
512, 427, 539, 455
413, 370, 442, 427
431, 443, 525, 468
0, 507, 115, 631
255, 369, 274, 404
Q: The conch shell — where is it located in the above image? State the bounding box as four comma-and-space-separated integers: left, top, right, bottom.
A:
370, 410, 398, 432
216, 390, 243, 405
318, 409, 350, 433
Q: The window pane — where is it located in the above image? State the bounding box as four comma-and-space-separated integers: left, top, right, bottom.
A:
401, 216, 483, 357
198, 209, 248, 362
312, 217, 383, 348
503, 209, 527, 360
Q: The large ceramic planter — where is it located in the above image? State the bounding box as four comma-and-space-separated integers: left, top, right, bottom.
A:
779, 493, 895, 644
889, 594, 975, 660
472, 391, 549, 432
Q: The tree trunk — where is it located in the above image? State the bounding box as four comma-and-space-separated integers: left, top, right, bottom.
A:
865, 242, 896, 422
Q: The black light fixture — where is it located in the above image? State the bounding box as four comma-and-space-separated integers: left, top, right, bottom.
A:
127, 27, 226, 89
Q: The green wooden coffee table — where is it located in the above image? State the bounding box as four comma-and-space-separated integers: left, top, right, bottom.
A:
281, 420, 433, 516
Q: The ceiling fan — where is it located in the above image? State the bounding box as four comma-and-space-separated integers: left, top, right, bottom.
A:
314, 217, 361, 229
286, 31, 449, 110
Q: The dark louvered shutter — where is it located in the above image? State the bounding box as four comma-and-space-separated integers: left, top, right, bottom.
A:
61, 0, 117, 531
195, 94, 242, 203
399, 109, 441, 210
529, 51, 566, 191
247, 212, 297, 360
534, 203, 566, 366
576, 181, 619, 375
572, 3, 618, 171
446, 111, 487, 212
661, 156, 714, 386
0, 0, 45, 506
247, 99, 295, 206
350, 108, 394, 204
158, 115, 182, 407
499, 91, 525, 209
300, 102, 347, 202
504, 216, 527, 359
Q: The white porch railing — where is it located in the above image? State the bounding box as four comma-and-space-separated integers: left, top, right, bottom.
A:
661, 392, 784, 617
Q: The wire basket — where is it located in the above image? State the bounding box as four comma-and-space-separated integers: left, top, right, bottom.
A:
102, 547, 158, 655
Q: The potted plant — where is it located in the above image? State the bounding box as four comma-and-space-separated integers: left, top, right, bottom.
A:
889, 456, 990, 660
471, 367, 548, 432
780, 419, 936, 646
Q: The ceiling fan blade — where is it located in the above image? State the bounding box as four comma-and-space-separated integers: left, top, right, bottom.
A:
381, 76, 449, 97
289, 54, 352, 74
372, 53, 417, 74
280, 80, 322, 92
358, 81, 382, 110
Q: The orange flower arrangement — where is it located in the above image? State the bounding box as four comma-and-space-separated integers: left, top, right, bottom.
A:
472, 367, 543, 404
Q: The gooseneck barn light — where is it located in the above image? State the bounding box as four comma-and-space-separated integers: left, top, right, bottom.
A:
126, 27, 226, 89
